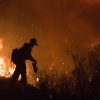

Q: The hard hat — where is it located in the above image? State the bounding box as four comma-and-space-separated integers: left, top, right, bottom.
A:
30, 38, 38, 46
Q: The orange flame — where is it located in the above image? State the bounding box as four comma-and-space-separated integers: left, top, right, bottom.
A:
0, 38, 15, 77
0, 57, 15, 78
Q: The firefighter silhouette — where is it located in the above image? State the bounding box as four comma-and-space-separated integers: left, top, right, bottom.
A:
10, 38, 38, 86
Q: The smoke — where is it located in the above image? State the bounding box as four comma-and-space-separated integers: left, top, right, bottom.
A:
0, 0, 99, 44
0, 0, 99, 75
19, 0, 100, 46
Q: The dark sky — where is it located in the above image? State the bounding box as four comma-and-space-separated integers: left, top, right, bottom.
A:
0, 0, 100, 71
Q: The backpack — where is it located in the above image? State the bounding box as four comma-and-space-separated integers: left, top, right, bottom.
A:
11, 48, 19, 64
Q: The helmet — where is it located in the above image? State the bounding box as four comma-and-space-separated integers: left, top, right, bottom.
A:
30, 38, 38, 46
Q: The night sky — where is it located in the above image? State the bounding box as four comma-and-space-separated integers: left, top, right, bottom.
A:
0, 0, 100, 75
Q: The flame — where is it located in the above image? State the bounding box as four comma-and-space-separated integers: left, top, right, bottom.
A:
9, 67, 15, 76
36, 77, 39, 82
0, 38, 15, 77
0, 57, 15, 78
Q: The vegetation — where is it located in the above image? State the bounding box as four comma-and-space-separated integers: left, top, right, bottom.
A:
0, 44, 100, 100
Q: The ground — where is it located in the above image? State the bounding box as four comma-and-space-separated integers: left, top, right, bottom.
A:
0, 77, 99, 100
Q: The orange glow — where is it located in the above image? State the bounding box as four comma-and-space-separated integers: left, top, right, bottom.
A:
0, 38, 3, 49
0, 38, 15, 77
36, 77, 39, 82
0, 57, 15, 78
90, 40, 100, 48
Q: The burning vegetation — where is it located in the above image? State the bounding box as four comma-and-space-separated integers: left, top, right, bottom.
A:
36, 43, 100, 99
0, 40, 100, 100
0, 57, 14, 77
0, 38, 15, 78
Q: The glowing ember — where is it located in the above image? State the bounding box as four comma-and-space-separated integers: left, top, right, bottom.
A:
36, 77, 39, 82
62, 62, 65, 65
48, 62, 55, 71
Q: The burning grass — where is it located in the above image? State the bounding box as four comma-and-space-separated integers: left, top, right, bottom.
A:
0, 44, 100, 100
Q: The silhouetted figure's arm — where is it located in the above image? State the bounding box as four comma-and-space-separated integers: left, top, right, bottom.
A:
28, 53, 38, 73
29, 54, 37, 64
22, 43, 37, 63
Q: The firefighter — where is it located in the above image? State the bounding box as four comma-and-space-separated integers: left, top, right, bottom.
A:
10, 38, 38, 86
